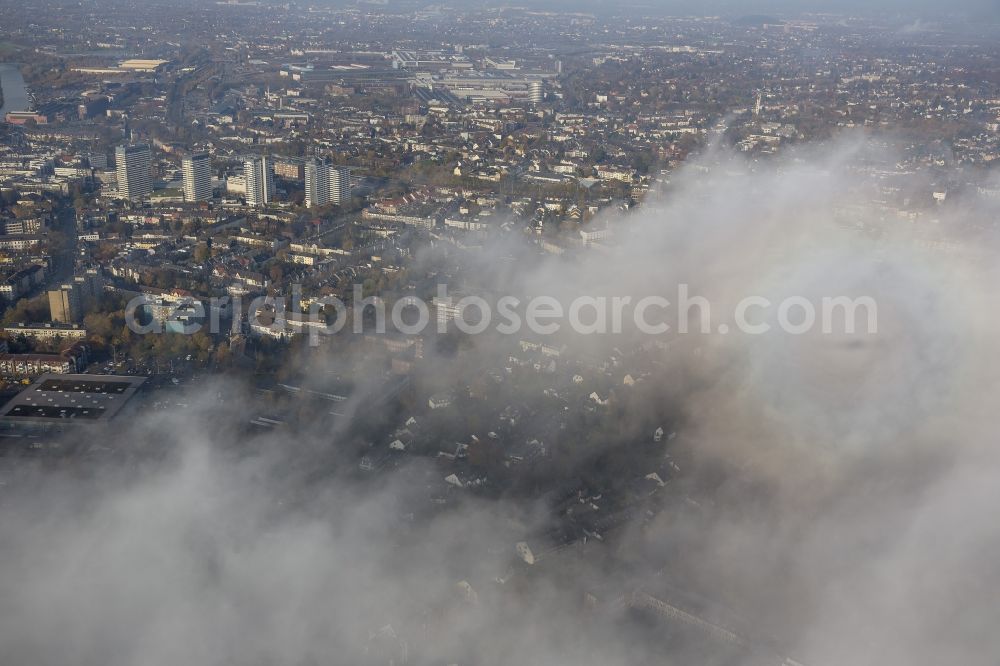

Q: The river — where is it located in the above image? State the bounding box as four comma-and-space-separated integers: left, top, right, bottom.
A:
0, 63, 30, 115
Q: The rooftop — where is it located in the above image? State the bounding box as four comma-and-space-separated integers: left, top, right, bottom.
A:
0, 374, 147, 425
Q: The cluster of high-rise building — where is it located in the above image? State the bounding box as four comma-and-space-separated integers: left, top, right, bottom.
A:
113, 146, 350, 208
117, 143, 210, 204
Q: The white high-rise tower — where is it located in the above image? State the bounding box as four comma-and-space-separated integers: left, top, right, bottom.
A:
182, 152, 212, 202
528, 80, 543, 105
244, 156, 275, 207
115, 144, 152, 201
304, 158, 351, 208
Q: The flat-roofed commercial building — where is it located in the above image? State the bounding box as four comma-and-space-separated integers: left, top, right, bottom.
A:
118, 59, 168, 72
0, 374, 146, 425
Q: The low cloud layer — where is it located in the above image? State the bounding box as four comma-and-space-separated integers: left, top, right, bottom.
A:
1, 137, 999, 665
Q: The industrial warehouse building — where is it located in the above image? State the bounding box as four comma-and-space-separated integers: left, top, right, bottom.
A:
0, 374, 147, 426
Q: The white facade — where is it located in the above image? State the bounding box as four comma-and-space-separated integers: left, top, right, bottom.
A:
243, 156, 275, 207
304, 158, 351, 208
182, 152, 212, 202
115, 144, 152, 201
528, 80, 543, 105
